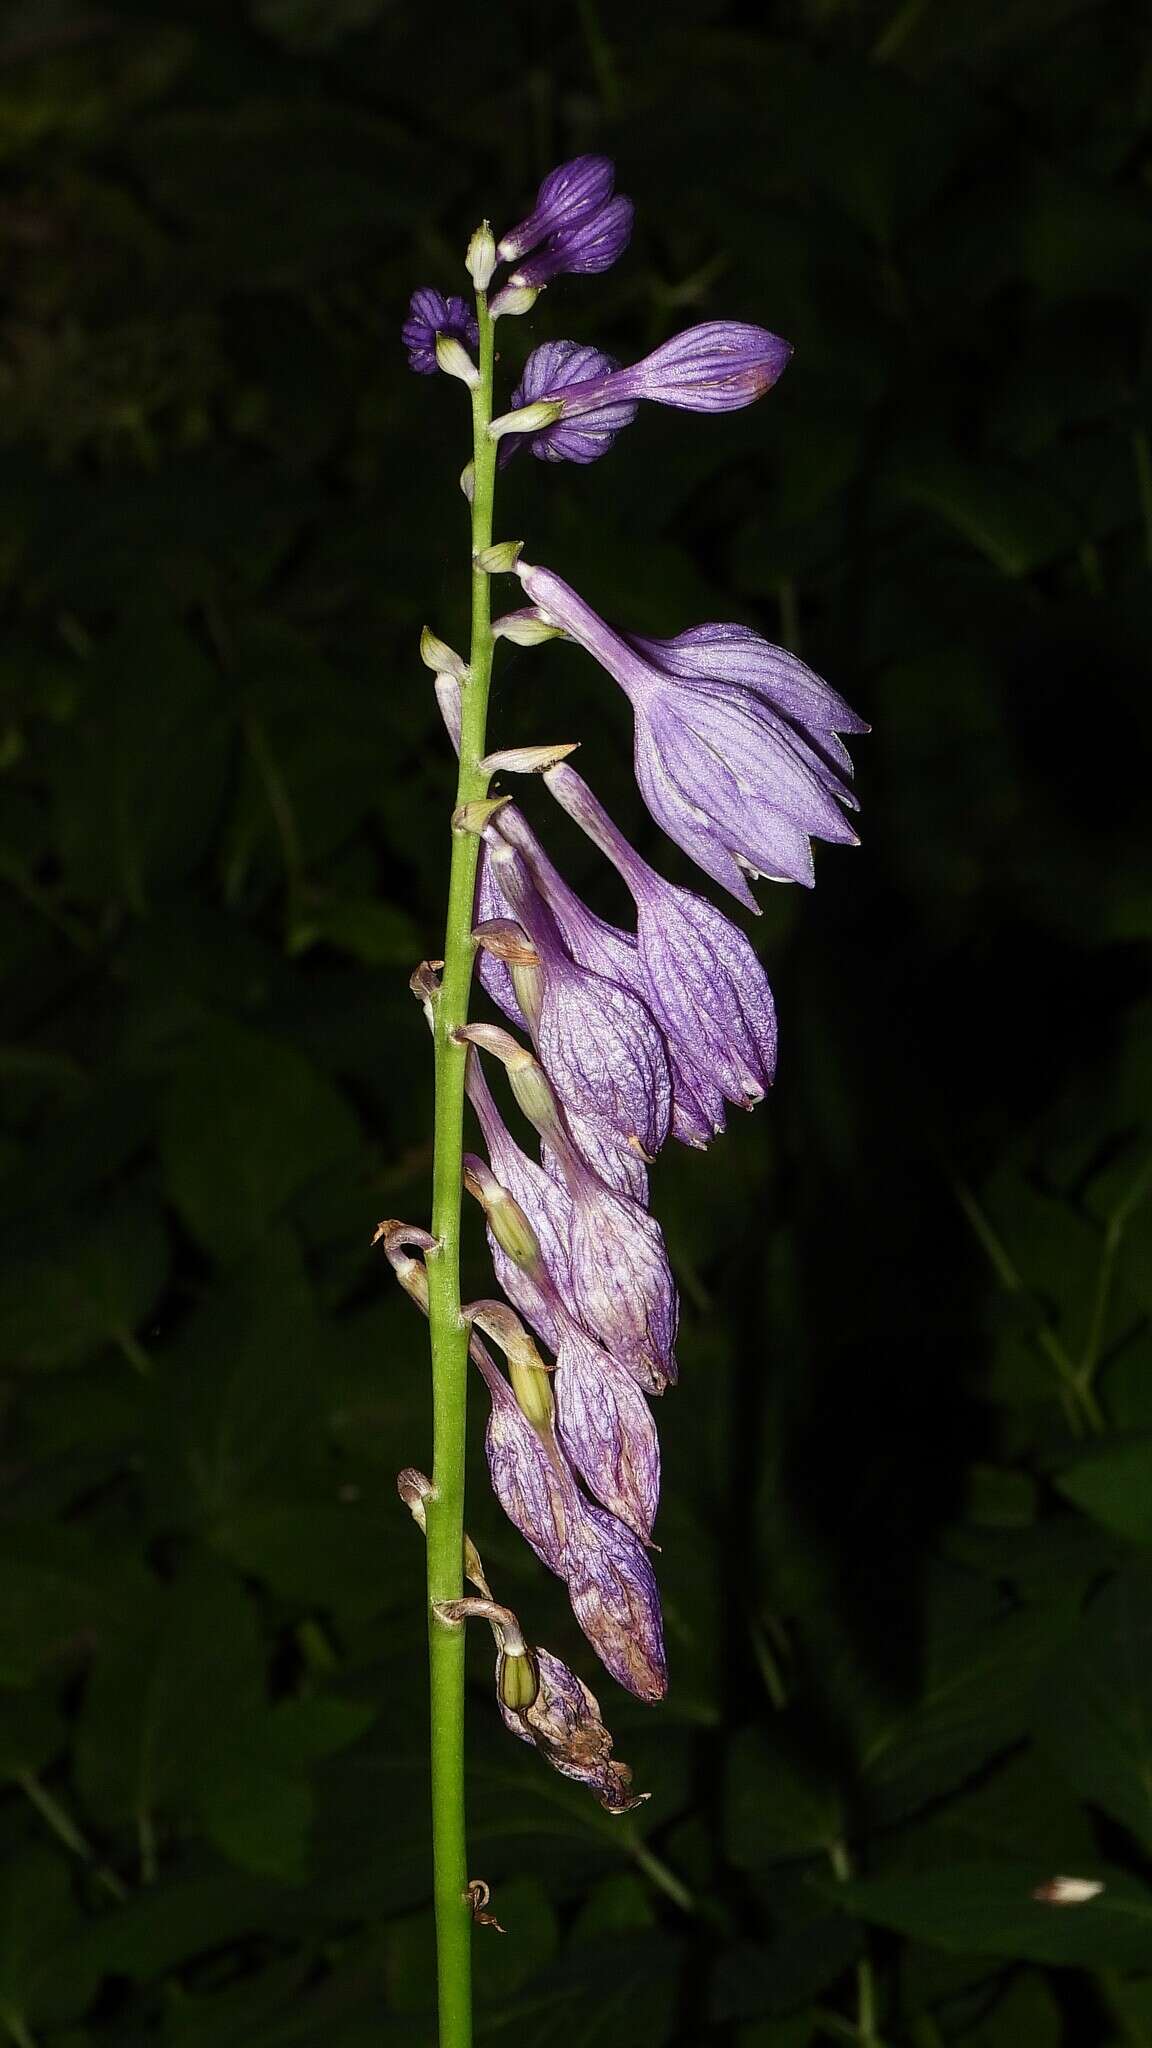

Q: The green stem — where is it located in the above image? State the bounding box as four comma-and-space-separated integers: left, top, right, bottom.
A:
424, 289, 498, 2048
17, 1771, 127, 1902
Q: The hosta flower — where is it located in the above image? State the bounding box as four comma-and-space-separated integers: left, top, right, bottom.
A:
466, 1054, 573, 1349
551, 1315, 660, 1545
514, 560, 866, 907
501, 340, 639, 465
470, 1332, 575, 1577
545, 762, 777, 1104
497, 155, 617, 266
482, 832, 672, 1163
492, 322, 792, 464
567, 1500, 667, 1702
401, 288, 480, 376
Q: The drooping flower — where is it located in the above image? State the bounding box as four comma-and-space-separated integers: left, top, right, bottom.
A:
513, 560, 867, 908
481, 832, 673, 1164
567, 1500, 667, 1702
491, 322, 792, 464
500, 340, 639, 466
401, 288, 480, 376
544, 762, 777, 1104
496, 156, 617, 266
551, 1314, 661, 1545
466, 1053, 573, 1349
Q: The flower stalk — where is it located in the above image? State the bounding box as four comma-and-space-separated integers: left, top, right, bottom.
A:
424, 283, 497, 2048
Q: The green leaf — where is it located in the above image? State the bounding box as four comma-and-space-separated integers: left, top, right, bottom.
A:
159, 1019, 361, 1261
0, 1194, 168, 1372
1036, 1568, 1152, 1853
0, 1850, 99, 2029
843, 1862, 1152, 1967
724, 1727, 843, 1867
477, 1932, 681, 2045
74, 1561, 264, 1836
197, 1696, 376, 1882
0, 1527, 151, 1687
1056, 1435, 1152, 1545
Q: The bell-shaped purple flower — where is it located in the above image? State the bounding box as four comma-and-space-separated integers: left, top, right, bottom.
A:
494, 322, 791, 464
470, 1335, 575, 1577
483, 833, 672, 1165
514, 560, 866, 908
502, 340, 639, 466
499, 1644, 647, 1813
567, 1500, 667, 1702
545, 763, 777, 1104
497, 155, 617, 265
402, 288, 480, 376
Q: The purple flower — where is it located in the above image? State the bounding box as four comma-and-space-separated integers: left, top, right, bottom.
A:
497, 156, 617, 265
552, 1317, 660, 1544
545, 763, 777, 1104
470, 1335, 575, 1577
401, 288, 480, 377
503, 340, 639, 465
466, 1055, 573, 1350
509, 195, 634, 290
514, 560, 867, 908
499, 1645, 647, 1813
497, 803, 729, 1149
495, 322, 791, 464
482, 833, 672, 1164
567, 1500, 667, 1701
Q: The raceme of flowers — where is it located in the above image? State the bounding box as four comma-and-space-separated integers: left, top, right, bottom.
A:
395, 157, 866, 1809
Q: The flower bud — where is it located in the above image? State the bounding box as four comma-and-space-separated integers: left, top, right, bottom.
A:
473, 540, 524, 575
419, 626, 469, 680
435, 333, 480, 387
466, 221, 497, 293
489, 399, 564, 442
462, 1154, 543, 1274
491, 610, 566, 647
488, 283, 539, 321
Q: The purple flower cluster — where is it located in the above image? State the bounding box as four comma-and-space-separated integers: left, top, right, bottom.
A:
396, 155, 867, 1807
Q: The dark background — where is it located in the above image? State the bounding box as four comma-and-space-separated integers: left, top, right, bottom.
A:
2, 0, 1151, 2042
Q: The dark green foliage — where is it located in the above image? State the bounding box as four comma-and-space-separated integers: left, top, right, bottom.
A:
0, 0, 1149, 2041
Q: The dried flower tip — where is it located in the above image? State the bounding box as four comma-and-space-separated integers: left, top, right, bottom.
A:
409, 958, 442, 1016
489, 399, 564, 441
435, 333, 480, 387
488, 283, 539, 320
453, 796, 510, 835
463, 1153, 543, 1273
479, 741, 579, 775
498, 1646, 540, 1712
460, 460, 476, 503
397, 1466, 436, 1532
1031, 1876, 1105, 1905
472, 918, 539, 966
419, 626, 469, 680
466, 1878, 506, 1932
473, 540, 524, 574
466, 221, 497, 292
492, 610, 566, 647
374, 1220, 439, 1312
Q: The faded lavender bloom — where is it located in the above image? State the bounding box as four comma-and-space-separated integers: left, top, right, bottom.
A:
466, 1055, 573, 1350
435, 1591, 647, 1811
567, 1500, 667, 1701
545, 762, 777, 1105
514, 560, 866, 908
402, 288, 480, 376
500, 1644, 647, 1811
493, 322, 792, 464
501, 340, 638, 465
496, 801, 729, 1148
551, 1314, 660, 1544
469, 1334, 574, 1577
460, 1025, 679, 1394
482, 832, 672, 1163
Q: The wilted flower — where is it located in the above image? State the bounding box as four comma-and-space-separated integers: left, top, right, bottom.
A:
491, 321, 792, 464
551, 1314, 660, 1544
402, 288, 480, 376
567, 1500, 667, 1701
466, 1055, 573, 1350
514, 560, 866, 907
545, 762, 777, 1104
469, 1331, 575, 1577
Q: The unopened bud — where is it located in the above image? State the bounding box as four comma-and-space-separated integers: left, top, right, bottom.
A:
460, 461, 476, 504
489, 283, 540, 321
466, 221, 497, 292
489, 400, 564, 442
420, 626, 469, 680
492, 611, 566, 648
479, 741, 578, 776
463, 1154, 542, 1272
473, 540, 524, 575
498, 1646, 540, 1712
435, 333, 480, 387
453, 795, 510, 835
